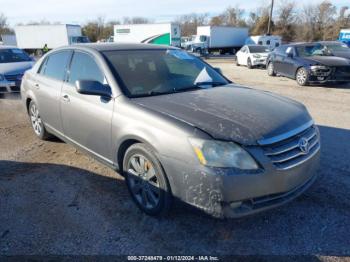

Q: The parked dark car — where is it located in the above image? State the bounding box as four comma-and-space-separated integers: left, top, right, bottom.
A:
267, 43, 350, 86
21, 43, 320, 218
317, 41, 350, 59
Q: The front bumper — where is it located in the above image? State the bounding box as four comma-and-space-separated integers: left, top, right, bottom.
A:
0, 81, 21, 93
308, 66, 350, 83
160, 125, 321, 218
251, 58, 267, 66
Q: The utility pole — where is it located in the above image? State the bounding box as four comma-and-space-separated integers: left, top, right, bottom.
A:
267, 0, 274, 35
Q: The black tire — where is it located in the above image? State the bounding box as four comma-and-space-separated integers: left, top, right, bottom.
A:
0, 93, 4, 99
123, 143, 173, 216
267, 62, 276, 76
295, 67, 309, 86
247, 58, 253, 69
28, 101, 51, 140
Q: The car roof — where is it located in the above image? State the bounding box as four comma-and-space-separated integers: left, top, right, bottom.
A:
316, 41, 343, 45
71, 43, 178, 52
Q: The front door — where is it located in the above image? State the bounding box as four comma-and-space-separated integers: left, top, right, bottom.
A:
60, 51, 114, 162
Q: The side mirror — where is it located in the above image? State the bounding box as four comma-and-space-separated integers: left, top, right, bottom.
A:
287, 52, 293, 58
214, 67, 223, 75
75, 80, 111, 97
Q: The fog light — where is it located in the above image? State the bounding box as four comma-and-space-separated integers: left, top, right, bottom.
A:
230, 201, 243, 209
317, 77, 325, 81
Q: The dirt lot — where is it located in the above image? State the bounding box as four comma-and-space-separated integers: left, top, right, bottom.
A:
1, 59, 350, 258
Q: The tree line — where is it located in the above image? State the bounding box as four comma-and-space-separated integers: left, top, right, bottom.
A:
1, 0, 349, 43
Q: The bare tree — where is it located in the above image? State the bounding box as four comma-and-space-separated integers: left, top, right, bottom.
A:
175, 13, 209, 36
274, 2, 297, 42
123, 17, 152, 24
0, 13, 13, 34
211, 6, 247, 27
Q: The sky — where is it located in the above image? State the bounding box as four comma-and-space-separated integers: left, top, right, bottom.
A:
2, 0, 350, 26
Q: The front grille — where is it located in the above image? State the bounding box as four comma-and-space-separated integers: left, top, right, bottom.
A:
4, 74, 22, 82
262, 125, 320, 170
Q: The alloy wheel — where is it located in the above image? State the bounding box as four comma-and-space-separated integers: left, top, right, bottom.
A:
127, 154, 161, 209
30, 103, 43, 136
296, 68, 308, 86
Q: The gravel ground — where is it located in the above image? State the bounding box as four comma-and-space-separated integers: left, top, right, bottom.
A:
0, 59, 350, 259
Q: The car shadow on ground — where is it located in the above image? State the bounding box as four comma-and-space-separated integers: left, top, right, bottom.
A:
0, 126, 349, 256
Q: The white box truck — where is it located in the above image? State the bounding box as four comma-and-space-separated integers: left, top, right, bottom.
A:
186, 26, 249, 54
113, 23, 181, 47
14, 24, 89, 55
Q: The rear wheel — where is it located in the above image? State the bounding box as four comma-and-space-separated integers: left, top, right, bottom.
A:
267, 62, 276, 76
235, 58, 240, 66
29, 101, 50, 140
296, 67, 309, 86
123, 143, 172, 216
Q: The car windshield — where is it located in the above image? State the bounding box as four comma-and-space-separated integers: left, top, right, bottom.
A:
103, 49, 229, 97
248, 46, 270, 53
296, 44, 332, 57
0, 48, 32, 63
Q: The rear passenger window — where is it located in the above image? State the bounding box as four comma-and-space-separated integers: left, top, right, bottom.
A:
39, 51, 71, 81
68, 52, 105, 85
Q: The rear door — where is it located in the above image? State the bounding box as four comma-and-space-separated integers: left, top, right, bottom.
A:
35, 50, 72, 134
60, 51, 114, 162
273, 46, 288, 75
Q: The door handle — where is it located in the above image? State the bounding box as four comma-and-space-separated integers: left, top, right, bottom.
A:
35, 83, 40, 89
62, 94, 70, 102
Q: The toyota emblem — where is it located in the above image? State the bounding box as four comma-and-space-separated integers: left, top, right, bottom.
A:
299, 137, 309, 155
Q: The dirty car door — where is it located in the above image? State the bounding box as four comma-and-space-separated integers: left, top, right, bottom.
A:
35, 50, 72, 134
60, 51, 114, 163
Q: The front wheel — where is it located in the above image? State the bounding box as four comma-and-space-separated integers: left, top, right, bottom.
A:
296, 67, 309, 86
267, 62, 276, 76
247, 58, 253, 69
123, 143, 172, 216
29, 101, 51, 140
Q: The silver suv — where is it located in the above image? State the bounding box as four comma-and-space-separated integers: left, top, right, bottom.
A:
21, 43, 320, 218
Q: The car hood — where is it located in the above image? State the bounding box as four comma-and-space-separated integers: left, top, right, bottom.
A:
0, 61, 34, 75
331, 51, 350, 59
303, 56, 350, 66
132, 84, 312, 145
253, 53, 269, 57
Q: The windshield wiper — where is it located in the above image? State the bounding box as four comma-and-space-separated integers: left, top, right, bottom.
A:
175, 81, 227, 92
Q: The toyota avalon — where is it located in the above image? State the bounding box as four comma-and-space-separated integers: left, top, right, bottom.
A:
21, 43, 320, 218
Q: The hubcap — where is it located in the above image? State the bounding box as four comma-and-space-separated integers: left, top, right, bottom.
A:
127, 154, 160, 209
297, 69, 307, 84
30, 104, 42, 136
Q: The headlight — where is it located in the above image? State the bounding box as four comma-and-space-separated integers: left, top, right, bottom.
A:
310, 65, 329, 71
189, 138, 259, 170
253, 54, 261, 58
0, 74, 4, 81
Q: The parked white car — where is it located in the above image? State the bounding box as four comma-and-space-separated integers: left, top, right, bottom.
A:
0, 46, 34, 97
236, 45, 270, 69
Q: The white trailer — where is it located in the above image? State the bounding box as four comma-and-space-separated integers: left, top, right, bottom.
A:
14, 24, 89, 54
245, 35, 282, 50
114, 23, 181, 47
1, 34, 17, 46
187, 26, 249, 54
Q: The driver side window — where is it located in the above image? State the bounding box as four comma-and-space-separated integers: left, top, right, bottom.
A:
68, 52, 106, 86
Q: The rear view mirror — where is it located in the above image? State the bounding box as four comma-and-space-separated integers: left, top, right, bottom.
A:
75, 80, 111, 97
214, 67, 223, 75
287, 52, 293, 58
